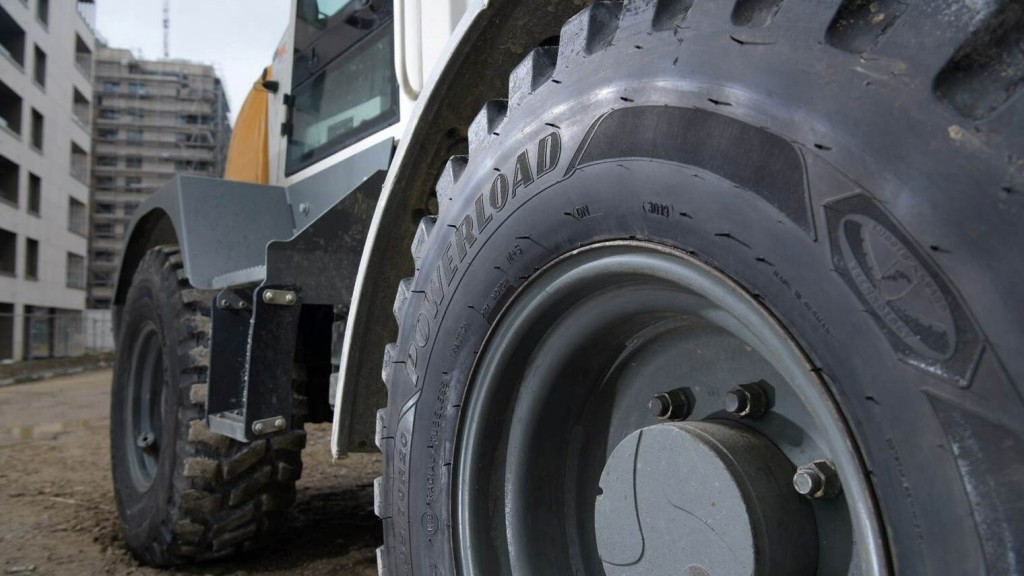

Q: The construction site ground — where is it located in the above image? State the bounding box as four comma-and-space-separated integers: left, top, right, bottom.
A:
0, 369, 380, 575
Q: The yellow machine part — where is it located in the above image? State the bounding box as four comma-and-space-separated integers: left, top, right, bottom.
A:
224, 67, 272, 184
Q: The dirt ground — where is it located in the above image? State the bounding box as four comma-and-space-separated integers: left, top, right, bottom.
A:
0, 369, 381, 575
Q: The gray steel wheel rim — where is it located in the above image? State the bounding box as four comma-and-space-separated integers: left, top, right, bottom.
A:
453, 241, 888, 575
125, 320, 164, 491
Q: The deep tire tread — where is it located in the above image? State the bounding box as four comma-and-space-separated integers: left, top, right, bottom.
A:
117, 246, 307, 566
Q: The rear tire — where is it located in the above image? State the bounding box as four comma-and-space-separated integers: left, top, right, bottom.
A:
111, 245, 306, 565
380, 1, 1024, 574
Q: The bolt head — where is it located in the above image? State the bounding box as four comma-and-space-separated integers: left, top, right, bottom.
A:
793, 460, 842, 499
725, 382, 769, 418
253, 422, 266, 434
263, 291, 275, 303
649, 395, 672, 419
136, 432, 155, 451
274, 417, 286, 429
299, 202, 311, 215
284, 293, 296, 304
649, 388, 692, 420
218, 298, 230, 309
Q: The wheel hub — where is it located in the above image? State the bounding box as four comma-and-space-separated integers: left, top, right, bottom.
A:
595, 421, 817, 576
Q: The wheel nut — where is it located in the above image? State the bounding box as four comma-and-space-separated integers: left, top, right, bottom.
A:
793, 460, 842, 499
724, 382, 769, 419
136, 432, 156, 452
648, 388, 692, 420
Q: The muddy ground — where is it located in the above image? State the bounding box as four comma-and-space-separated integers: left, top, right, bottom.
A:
0, 369, 381, 575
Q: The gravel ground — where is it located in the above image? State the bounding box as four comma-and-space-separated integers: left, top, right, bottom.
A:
0, 369, 381, 575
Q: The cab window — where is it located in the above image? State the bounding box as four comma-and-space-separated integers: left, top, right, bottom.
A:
287, 0, 399, 175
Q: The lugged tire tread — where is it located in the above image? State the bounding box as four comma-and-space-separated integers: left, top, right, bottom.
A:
120, 246, 307, 566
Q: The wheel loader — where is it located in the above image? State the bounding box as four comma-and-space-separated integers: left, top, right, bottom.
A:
109, 0, 1024, 574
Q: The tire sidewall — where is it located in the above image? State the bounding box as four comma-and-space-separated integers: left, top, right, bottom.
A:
389, 50, 1002, 576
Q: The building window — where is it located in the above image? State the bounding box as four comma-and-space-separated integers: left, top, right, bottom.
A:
127, 82, 147, 95
24, 238, 38, 279
125, 108, 144, 120
91, 271, 113, 287
126, 129, 143, 141
123, 202, 138, 216
68, 197, 88, 236
27, 173, 40, 215
0, 302, 12, 360
94, 222, 114, 238
97, 156, 117, 167
102, 81, 120, 93
99, 108, 119, 120
0, 155, 17, 206
95, 202, 115, 214
124, 176, 142, 189
0, 79, 22, 136
70, 142, 88, 182
33, 45, 46, 88
0, 228, 15, 276
97, 128, 118, 140
0, 6, 25, 68
36, 0, 49, 26
93, 249, 115, 263
30, 109, 43, 151
125, 156, 142, 169
72, 88, 90, 126
66, 253, 86, 289
74, 34, 92, 79
95, 176, 115, 189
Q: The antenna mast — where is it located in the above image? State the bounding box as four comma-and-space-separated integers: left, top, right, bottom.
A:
162, 0, 169, 58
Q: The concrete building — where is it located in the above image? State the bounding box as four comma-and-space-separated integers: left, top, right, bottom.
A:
87, 47, 230, 309
0, 0, 96, 361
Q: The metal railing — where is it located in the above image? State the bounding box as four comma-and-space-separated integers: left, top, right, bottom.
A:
0, 311, 114, 362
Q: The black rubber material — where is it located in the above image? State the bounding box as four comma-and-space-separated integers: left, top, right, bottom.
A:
380, 1, 1024, 574
111, 246, 307, 566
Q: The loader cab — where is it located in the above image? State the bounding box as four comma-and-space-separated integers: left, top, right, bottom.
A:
264, 0, 470, 187
285, 0, 400, 176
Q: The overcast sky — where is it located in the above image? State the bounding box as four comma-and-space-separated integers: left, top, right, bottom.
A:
95, 0, 291, 122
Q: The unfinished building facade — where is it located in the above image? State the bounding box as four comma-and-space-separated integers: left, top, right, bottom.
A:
88, 46, 230, 309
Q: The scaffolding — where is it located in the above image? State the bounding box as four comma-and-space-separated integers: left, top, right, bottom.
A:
87, 46, 232, 309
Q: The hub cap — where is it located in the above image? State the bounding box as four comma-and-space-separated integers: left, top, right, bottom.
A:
596, 422, 815, 575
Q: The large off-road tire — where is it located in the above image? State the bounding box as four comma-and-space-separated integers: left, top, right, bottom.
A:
111, 245, 306, 565
379, 1, 1023, 574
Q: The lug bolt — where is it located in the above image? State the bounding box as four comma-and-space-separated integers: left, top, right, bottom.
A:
724, 382, 770, 419
793, 460, 842, 499
648, 388, 692, 421
136, 432, 156, 452
263, 291, 275, 303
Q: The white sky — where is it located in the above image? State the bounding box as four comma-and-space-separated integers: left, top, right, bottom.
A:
95, 0, 291, 122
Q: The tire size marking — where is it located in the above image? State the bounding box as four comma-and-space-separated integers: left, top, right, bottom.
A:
772, 270, 834, 338
424, 373, 450, 511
